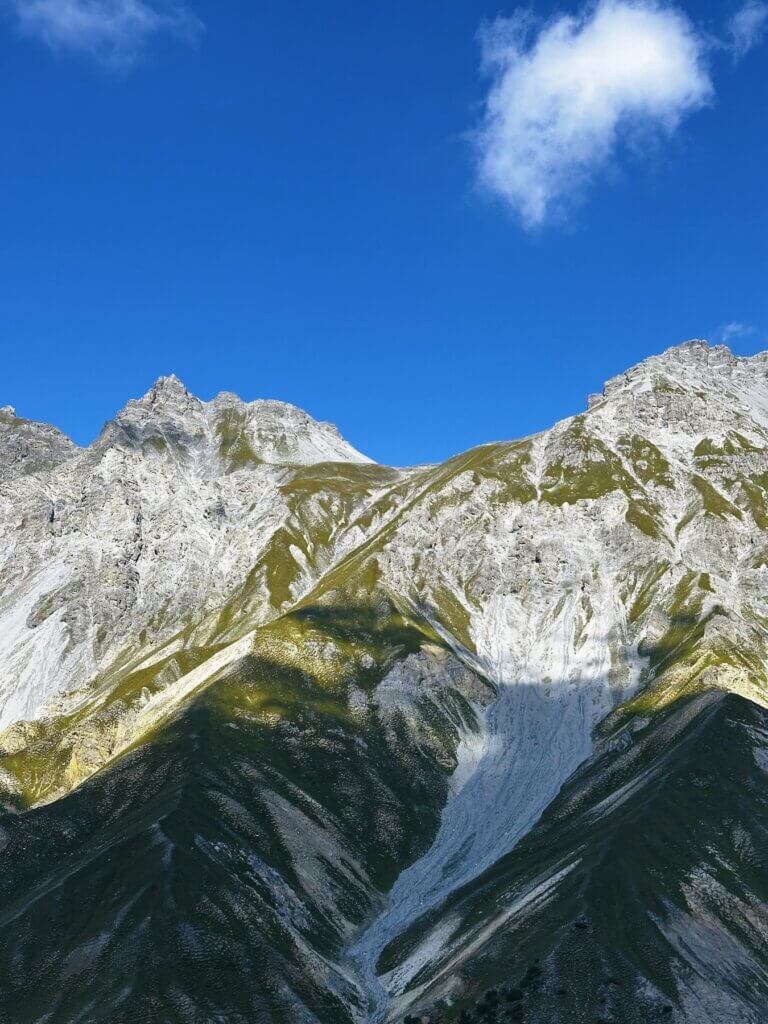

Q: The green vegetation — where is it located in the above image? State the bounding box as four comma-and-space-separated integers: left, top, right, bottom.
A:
214, 407, 263, 469
482, 442, 538, 507
540, 421, 626, 505
737, 472, 768, 529
538, 420, 666, 537
692, 474, 743, 520
627, 561, 672, 624
0, 643, 221, 806
617, 434, 675, 488
694, 432, 762, 461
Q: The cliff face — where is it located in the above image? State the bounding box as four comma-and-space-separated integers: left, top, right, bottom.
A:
1, 341, 768, 1023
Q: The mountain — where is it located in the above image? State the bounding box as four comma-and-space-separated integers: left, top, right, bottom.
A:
1, 341, 767, 1024
0, 375, 376, 732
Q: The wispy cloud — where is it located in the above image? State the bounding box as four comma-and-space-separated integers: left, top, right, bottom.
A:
719, 321, 759, 344
727, 1, 768, 60
475, 1, 713, 229
9, 0, 203, 68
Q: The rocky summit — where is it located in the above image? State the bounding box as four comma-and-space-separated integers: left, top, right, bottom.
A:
1, 340, 767, 1024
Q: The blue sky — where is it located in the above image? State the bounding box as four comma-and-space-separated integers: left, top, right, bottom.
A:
1, 0, 766, 465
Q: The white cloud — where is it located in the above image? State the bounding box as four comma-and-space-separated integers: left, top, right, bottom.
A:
728, 1, 768, 60
475, 1, 713, 228
720, 321, 758, 344
10, 0, 203, 67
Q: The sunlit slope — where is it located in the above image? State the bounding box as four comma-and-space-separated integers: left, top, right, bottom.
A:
0, 451, 475, 810
0, 377, 414, 731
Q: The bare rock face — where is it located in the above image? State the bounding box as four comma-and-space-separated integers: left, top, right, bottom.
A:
0, 406, 77, 482
1, 342, 768, 1024
0, 378, 375, 729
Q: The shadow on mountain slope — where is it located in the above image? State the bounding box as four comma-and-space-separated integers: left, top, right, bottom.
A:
383, 690, 768, 1024
0, 603, 483, 1024
0, 605, 765, 1024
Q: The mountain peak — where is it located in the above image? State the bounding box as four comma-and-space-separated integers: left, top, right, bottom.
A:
88, 376, 374, 465
90, 375, 205, 453
155, 373, 186, 391
137, 374, 192, 406
588, 338, 768, 414
666, 337, 712, 352
657, 337, 736, 364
